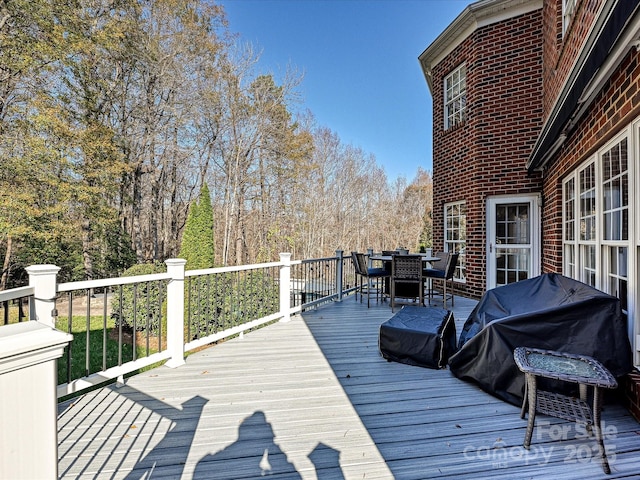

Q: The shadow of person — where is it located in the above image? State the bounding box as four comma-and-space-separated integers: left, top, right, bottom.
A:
308, 442, 345, 479
123, 395, 209, 479
193, 411, 301, 479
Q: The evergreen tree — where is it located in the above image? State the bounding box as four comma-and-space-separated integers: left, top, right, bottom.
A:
179, 183, 215, 269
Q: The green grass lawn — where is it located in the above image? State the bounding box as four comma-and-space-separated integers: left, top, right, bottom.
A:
55, 315, 164, 399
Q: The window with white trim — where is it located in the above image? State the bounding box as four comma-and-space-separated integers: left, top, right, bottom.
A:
444, 201, 466, 281
602, 138, 628, 310
563, 177, 576, 276
562, 136, 629, 310
578, 161, 597, 286
444, 64, 466, 130
562, 0, 577, 36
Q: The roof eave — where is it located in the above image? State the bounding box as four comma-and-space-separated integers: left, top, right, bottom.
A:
418, 0, 543, 94
527, 0, 640, 173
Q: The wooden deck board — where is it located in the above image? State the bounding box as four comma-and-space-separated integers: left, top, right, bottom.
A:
58, 294, 640, 479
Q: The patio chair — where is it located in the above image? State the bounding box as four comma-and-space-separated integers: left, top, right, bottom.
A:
351, 251, 362, 301
380, 250, 397, 275
351, 252, 389, 307
424, 252, 459, 308
390, 254, 424, 312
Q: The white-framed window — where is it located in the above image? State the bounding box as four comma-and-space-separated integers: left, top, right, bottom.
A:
444, 201, 466, 281
444, 64, 466, 130
562, 0, 577, 36
602, 138, 628, 242
578, 161, 597, 286
602, 138, 629, 310
563, 177, 576, 276
562, 134, 629, 310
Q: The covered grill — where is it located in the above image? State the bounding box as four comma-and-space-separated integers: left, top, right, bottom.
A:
449, 273, 633, 405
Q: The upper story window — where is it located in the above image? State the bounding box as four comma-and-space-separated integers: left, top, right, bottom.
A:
562, 0, 577, 36
444, 64, 466, 130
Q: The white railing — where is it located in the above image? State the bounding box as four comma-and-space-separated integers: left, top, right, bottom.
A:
0, 285, 34, 302
0, 251, 358, 479
0, 251, 356, 400
0, 285, 34, 324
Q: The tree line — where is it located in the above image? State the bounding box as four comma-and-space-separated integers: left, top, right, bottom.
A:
0, 0, 432, 288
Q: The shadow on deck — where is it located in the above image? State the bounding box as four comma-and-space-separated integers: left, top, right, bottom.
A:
57, 294, 640, 479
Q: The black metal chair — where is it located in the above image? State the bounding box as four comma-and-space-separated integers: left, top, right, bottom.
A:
351, 251, 363, 301
351, 252, 389, 307
390, 254, 424, 312
424, 252, 458, 308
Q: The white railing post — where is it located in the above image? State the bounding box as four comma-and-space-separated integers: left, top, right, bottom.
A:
0, 322, 71, 480
26, 264, 60, 327
335, 250, 344, 302
279, 253, 292, 322
164, 259, 186, 368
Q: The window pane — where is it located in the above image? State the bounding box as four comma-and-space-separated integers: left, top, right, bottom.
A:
605, 246, 627, 311
444, 201, 466, 281
496, 204, 529, 244
495, 248, 529, 287
564, 178, 575, 242
601, 139, 628, 241
564, 244, 575, 276
580, 163, 596, 241
444, 64, 466, 129
581, 244, 596, 287
563, 0, 577, 35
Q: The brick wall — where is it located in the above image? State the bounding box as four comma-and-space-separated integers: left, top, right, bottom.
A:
537, 3, 640, 418
429, 0, 640, 418
431, 9, 544, 299
540, 48, 640, 273
533, 0, 640, 273
542, 0, 603, 118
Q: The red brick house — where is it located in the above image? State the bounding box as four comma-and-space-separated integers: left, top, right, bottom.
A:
419, 0, 545, 301
420, 0, 640, 368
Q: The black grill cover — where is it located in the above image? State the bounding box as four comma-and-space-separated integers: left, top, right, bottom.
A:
379, 306, 456, 369
449, 273, 633, 405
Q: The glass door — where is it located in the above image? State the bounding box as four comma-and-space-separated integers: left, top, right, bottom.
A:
486, 195, 541, 289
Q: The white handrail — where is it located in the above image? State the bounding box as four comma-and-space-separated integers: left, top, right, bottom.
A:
57, 272, 171, 292
3, 252, 353, 399
0, 251, 355, 480
185, 261, 283, 276
0, 286, 34, 303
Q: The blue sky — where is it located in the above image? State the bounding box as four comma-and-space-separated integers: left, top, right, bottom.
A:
220, 0, 476, 181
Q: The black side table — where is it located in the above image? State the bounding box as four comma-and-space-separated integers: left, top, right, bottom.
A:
513, 347, 618, 474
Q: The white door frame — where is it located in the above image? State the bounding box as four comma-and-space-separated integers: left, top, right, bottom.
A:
486, 194, 541, 289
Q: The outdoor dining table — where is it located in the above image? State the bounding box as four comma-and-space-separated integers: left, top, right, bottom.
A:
369, 254, 441, 300
369, 254, 441, 263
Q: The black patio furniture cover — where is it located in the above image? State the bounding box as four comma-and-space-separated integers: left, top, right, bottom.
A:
449, 273, 633, 406
379, 306, 456, 369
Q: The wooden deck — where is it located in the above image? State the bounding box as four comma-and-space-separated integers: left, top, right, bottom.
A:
57, 294, 640, 479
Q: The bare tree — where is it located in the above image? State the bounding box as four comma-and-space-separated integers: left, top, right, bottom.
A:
1, 0, 434, 287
